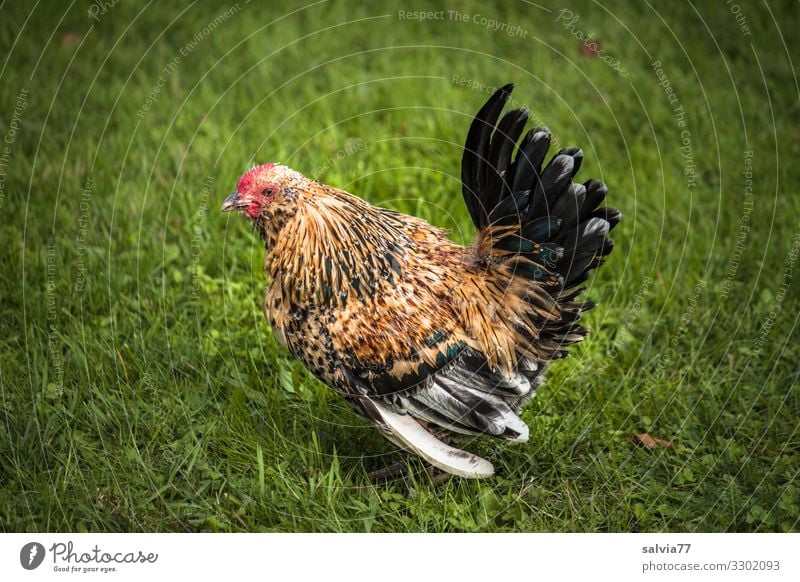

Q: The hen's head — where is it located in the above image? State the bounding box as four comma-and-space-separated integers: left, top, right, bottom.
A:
221, 163, 308, 222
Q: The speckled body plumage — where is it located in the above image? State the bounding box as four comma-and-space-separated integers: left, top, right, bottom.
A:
263, 179, 552, 389
223, 85, 620, 477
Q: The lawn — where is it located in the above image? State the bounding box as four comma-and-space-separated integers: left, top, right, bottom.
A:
1, 0, 798, 532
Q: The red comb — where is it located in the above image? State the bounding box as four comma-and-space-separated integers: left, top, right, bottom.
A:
236, 163, 275, 192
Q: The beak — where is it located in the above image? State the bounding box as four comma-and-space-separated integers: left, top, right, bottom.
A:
221, 192, 239, 212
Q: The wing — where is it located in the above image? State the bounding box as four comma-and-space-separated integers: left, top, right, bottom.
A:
338, 338, 532, 444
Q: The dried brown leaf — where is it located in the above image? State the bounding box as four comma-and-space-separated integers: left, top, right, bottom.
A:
632, 433, 672, 449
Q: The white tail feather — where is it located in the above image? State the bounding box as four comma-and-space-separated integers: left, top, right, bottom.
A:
370, 400, 495, 478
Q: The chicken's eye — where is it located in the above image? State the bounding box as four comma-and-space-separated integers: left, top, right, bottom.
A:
261, 187, 274, 197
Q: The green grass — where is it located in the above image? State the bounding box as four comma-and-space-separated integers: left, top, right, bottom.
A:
1, 0, 798, 532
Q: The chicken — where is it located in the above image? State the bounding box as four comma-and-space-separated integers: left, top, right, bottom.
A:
221, 84, 620, 478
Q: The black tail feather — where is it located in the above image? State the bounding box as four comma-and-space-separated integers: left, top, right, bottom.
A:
511, 127, 551, 193
462, 85, 619, 295
461, 83, 515, 230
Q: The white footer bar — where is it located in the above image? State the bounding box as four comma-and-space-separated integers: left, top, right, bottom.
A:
1, 533, 797, 581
